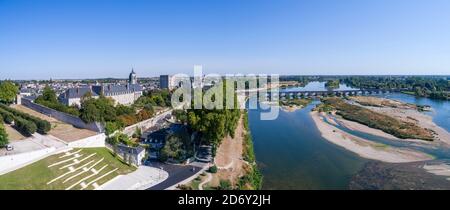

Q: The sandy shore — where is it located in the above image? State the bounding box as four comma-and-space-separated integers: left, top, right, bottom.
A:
363, 106, 450, 145
347, 96, 450, 145
310, 111, 433, 163
423, 163, 450, 180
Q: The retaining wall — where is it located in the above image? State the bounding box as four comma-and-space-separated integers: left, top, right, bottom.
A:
21, 98, 104, 132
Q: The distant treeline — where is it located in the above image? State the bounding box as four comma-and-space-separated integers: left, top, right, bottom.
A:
278, 76, 449, 100
341, 76, 449, 100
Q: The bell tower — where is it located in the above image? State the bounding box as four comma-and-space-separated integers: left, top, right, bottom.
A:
129, 68, 137, 84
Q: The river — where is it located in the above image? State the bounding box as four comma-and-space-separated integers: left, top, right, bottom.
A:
248, 82, 450, 189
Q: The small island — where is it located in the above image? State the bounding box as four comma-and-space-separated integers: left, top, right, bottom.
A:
280, 98, 312, 112
324, 80, 340, 89
310, 96, 450, 163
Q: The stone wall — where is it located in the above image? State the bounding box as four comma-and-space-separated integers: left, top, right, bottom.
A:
67, 133, 106, 148
122, 109, 172, 136
21, 97, 104, 132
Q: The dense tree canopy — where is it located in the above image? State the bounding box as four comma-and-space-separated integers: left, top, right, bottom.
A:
134, 89, 171, 108
342, 76, 449, 100
175, 81, 241, 146
80, 95, 116, 123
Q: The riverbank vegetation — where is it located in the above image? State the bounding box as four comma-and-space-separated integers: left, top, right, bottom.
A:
342, 76, 449, 100
349, 96, 416, 109
318, 97, 434, 141
174, 81, 241, 147
238, 112, 263, 190
280, 98, 312, 109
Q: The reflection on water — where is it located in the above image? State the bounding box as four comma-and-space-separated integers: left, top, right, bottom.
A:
281, 81, 360, 92
249, 102, 367, 189
249, 83, 450, 189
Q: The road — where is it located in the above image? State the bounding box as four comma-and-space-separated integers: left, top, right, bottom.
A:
146, 160, 205, 190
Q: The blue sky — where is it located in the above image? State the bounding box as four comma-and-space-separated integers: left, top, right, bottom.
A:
1, 0, 450, 79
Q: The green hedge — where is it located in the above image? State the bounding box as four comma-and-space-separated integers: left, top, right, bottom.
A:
14, 116, 37, 136
0, 108, 14, 124
0, 104, 50, 134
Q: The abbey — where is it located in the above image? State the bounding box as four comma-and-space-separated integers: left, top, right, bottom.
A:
59, 69, 143, 106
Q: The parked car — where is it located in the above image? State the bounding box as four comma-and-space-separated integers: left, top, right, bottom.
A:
6, 144, 14, 151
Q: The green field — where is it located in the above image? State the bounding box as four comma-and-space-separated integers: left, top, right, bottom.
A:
0, 148, 135, 190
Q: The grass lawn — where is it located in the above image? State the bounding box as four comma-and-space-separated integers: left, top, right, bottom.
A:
0, 147, 135, 190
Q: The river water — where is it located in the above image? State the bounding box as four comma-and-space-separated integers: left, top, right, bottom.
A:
248, 82, 450, 189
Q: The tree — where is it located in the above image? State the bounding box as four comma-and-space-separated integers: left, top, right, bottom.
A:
41, 86, 58, 103
0, 81, 19, 104
105, 121, 122, 135
132, 127, 142, 139
160, 134, 184, 161
217, 180, 232, 190
35, 86, 80, 116
208, 165, 218, 173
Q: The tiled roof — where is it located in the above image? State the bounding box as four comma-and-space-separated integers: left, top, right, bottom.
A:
100, 84, 142, 95
64, 87, 98, 99
62, 84, 142, 99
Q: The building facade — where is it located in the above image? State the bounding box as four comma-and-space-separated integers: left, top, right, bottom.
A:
115, 144, 146, 166
159, 75, 173, 89
59, 70, 143, 106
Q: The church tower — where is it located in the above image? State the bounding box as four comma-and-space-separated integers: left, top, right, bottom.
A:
129, 68, 137, 84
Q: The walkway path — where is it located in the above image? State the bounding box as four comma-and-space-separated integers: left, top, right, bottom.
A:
198, 172, 212, 190
98, 165, 168, 190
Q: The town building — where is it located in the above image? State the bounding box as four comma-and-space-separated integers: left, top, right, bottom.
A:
160, 74, 208, 90
159, 75, 174, 89
59, 70, 143, 106
115, 144, 146, 166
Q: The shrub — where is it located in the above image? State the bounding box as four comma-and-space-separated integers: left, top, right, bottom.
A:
217, 180, 232, 190
105, 121, 122, 135
14, 116, 37, 136
208, 165, 218, 173
0, 108, 14, 124
0, 122, 8, 147
0, 104, 50, 134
